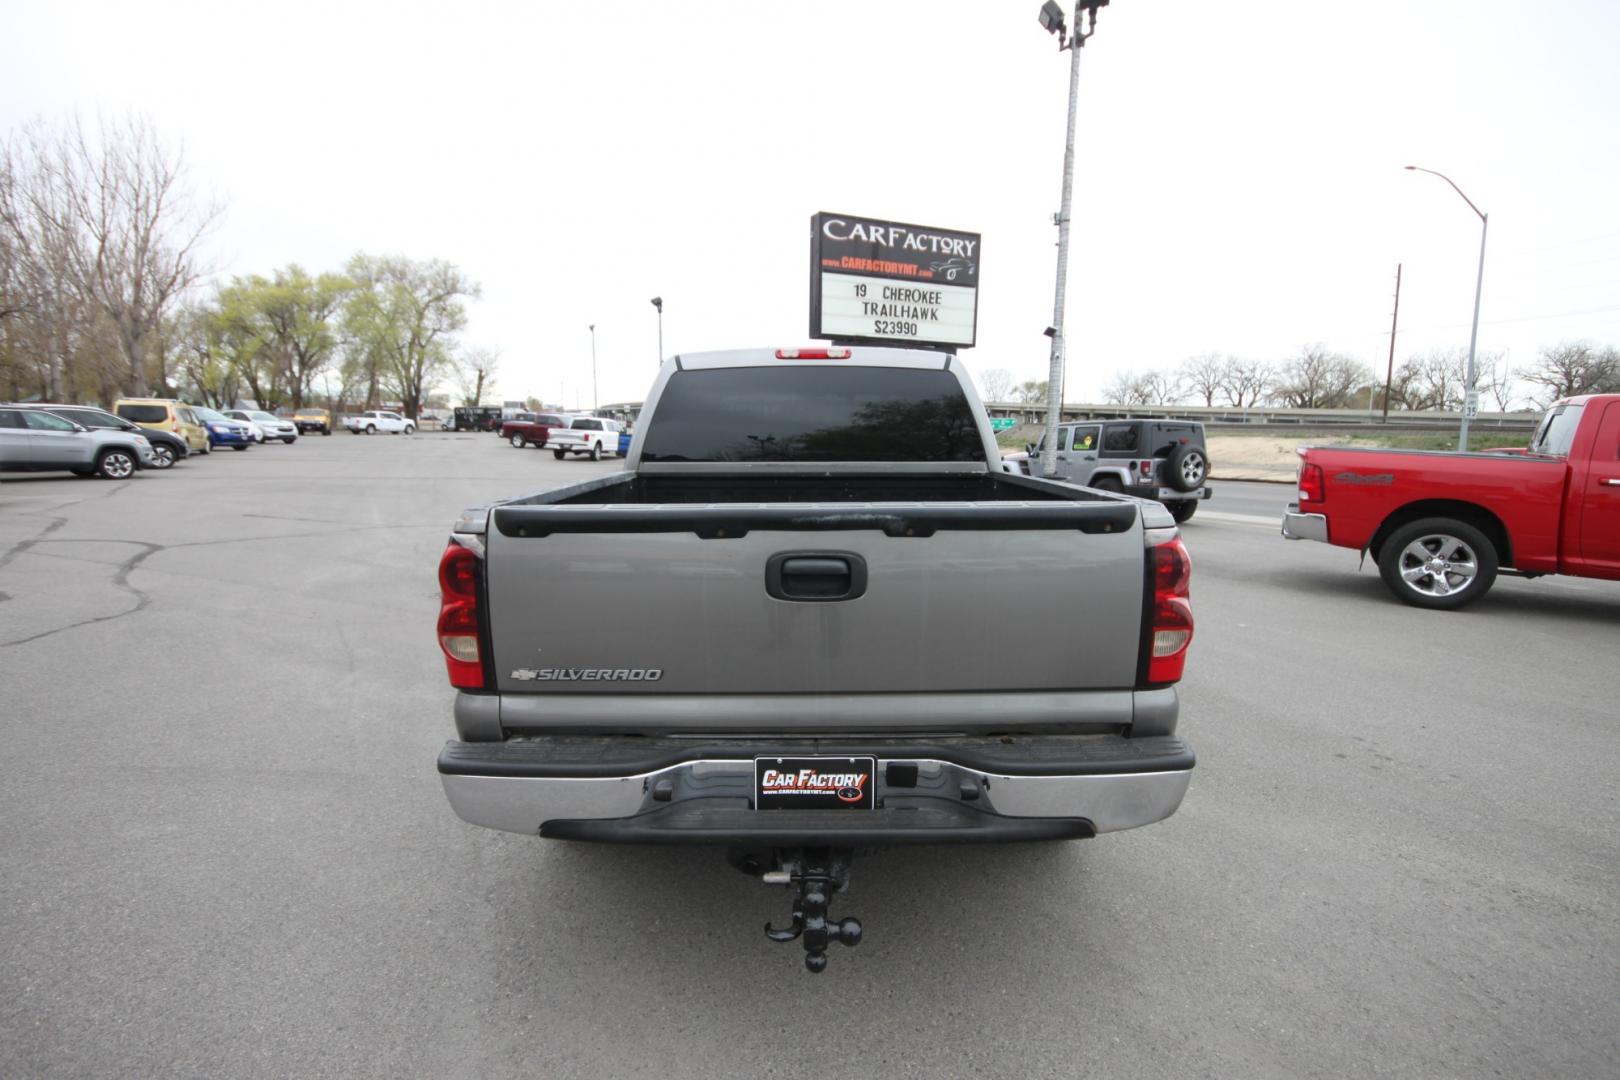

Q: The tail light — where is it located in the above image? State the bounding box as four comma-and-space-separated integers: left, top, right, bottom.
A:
1298, 463, 1325, 504
1145, 535, 1194, 686
1139, 459, 1153, 474
776, 348, 851, 359
437, 542, 486, 689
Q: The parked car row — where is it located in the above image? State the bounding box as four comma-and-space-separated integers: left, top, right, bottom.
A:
499, 413, 629, 460
1, 398, 319, 480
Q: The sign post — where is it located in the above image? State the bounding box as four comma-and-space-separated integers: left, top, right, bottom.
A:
810, 212, 980, 350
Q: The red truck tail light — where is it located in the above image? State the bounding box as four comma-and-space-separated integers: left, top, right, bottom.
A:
1298, 463, 1325, 504
437, 542, 486, 689
1146, 536, 1194, 685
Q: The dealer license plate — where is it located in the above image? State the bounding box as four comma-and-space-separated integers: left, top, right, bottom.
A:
754, 756, 876, 810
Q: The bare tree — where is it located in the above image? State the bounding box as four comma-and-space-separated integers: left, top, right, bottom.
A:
1013, 379, 1049, 404
1480, 351, 1515, 411
1516, 340, 1619, 406
1179, 353, 1225, 407
1219, 357, 1272, 408
1103, 369, 1178, 406
14, 116, 221, 397
1271, 345, 1370, 408
976, 367, 1014, 403
1389, 348, 1467, 411
454, 346, 500, 406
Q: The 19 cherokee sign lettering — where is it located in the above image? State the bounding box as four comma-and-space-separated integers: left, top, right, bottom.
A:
810, 211, 980, 349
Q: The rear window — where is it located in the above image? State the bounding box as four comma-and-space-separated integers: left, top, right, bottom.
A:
573, 419, 602, 431
640, 366, 983, 463
1530, 404, 1584, 457
117, 403, 169, 423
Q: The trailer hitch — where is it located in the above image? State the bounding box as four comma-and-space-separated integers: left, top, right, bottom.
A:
761, 848, 862, 973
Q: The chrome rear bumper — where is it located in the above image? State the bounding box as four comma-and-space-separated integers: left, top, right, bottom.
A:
1281, 506, 1328, 542
439, 740, 1193, 839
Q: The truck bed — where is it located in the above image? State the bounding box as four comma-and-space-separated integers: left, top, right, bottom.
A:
477, 470, 1157, 724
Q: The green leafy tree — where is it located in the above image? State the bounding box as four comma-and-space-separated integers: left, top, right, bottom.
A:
343, 254, 479, 419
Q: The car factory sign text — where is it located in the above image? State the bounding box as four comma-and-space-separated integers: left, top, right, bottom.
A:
810, 212, 980, 349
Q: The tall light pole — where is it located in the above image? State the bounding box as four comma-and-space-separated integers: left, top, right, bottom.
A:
1405, 164, 1488, 451
588, 323, 598, 410
650, 297, 664, 367
1036, 0, 1107, 479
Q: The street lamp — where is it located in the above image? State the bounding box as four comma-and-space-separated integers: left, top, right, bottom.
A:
1035, 0, 1108, 479
588, 323, 598, 411
650, 297, 663, 367
1405, 164, 1488, 451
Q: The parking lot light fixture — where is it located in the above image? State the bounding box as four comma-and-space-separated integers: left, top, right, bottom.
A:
650, 297, 663, 367
1036, 1, 1109, 479
1404, 164, 1488, 451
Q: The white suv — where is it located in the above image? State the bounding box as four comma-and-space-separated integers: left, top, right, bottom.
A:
224, 409, 299, 443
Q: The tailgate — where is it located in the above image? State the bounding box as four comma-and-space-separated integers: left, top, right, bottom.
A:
484, 502, 1145, 695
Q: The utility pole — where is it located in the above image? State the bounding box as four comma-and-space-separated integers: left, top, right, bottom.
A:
1382, 263, 1401, 423
589, 323, 598, 410
1037, 1, 1107, 479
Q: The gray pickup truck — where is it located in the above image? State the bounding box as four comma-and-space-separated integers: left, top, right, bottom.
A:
435, 346, 1197, 971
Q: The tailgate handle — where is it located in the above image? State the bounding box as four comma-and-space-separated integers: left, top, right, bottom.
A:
766, 552, 868, 602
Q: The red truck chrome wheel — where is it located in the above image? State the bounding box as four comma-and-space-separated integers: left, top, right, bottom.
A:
1377, 517, 1498, 610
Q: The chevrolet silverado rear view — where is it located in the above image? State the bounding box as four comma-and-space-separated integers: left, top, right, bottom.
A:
435, 346, 1197, 971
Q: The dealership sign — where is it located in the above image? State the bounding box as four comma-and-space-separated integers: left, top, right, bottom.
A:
810, 212, 980, 349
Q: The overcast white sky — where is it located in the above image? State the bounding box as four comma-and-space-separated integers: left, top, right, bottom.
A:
6, 0, 1619, 408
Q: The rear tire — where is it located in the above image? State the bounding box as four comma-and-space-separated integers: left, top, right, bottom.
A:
282, 437, 296, 444
150, 444, 176, 469
1168, 499, 1198, 523
589, 441, 600, 461
553, 448, 567, 460
1377, 517, 1498, 610
1090, 476, 1124, 495
510, 433, 527, 448
231, 444, 248, 451
365, 424, 376, 434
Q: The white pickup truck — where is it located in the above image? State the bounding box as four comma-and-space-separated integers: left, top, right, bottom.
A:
547, 416, 622, 460
435, 346, 1196, 971
344, 410, 415, 435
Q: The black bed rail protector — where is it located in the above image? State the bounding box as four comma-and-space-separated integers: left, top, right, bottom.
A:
438, 733, 1194, 779
491, 501, 1138, 539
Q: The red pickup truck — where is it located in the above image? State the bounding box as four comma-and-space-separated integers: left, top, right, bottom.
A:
1281, 393, 1620, 609
501, 412, 570, 449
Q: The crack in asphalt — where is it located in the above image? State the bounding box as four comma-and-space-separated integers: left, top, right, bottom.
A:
0, 516, 69, 572
0, 539, 162, 648
0, 521, 446, 648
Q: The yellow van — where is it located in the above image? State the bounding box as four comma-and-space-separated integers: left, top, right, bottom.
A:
113, 398, 210, 454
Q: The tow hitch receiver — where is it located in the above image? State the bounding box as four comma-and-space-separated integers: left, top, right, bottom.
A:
761, 848, 862, 973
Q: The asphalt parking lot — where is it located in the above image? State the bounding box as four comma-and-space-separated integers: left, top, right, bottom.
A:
3, 435, 1618, 1079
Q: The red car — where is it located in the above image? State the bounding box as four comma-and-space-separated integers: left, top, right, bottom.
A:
1282, 393, 1620, 608
501, 412, 570, 449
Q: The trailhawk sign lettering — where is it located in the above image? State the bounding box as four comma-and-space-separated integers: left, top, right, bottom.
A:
810, 211, 980, 349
